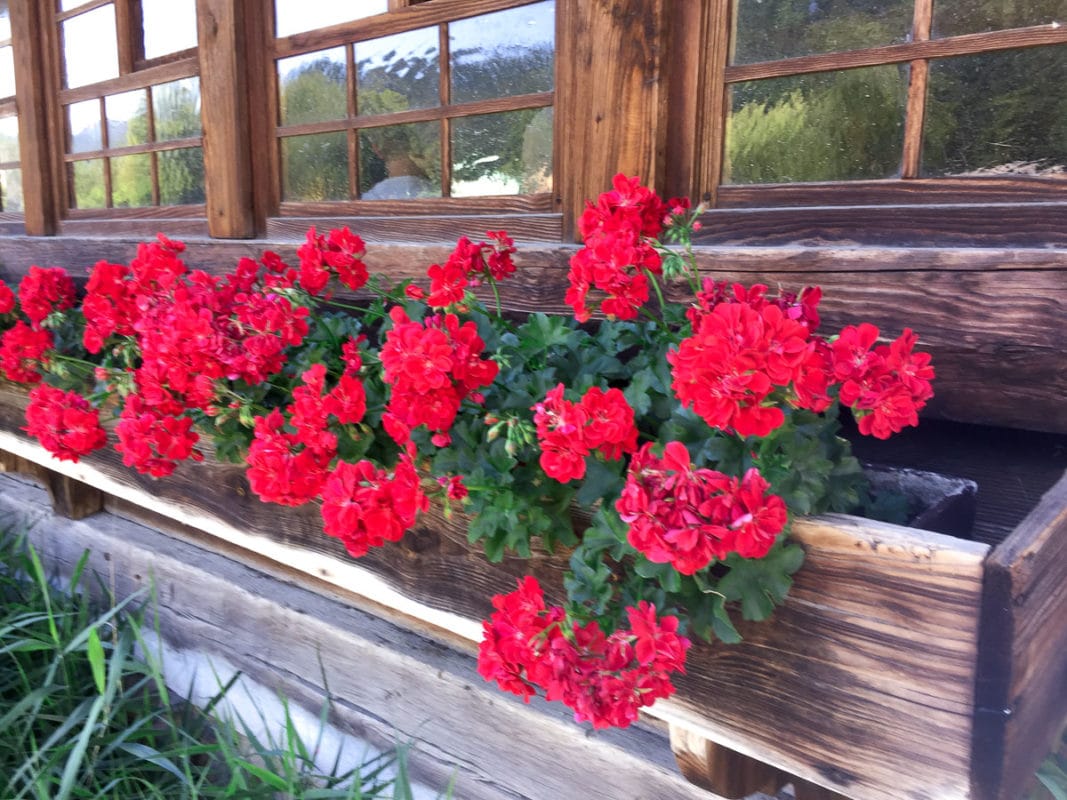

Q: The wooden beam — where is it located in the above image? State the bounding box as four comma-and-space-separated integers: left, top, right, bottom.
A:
0, 451, 102, 519
196, 0, 255, 237
9, 0, 58, 234
556, 0, 669, 239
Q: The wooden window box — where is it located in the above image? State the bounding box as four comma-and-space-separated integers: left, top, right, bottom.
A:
0, 378, 1062, 800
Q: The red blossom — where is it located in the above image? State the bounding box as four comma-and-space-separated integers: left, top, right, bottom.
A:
0, 280, 15, 314
426, 231, 517, 309
114, 395, 203, 478
245, 408, 334, 506
0, 322, 52, 384
18, 266, 76, 329
24, 385, 107, 462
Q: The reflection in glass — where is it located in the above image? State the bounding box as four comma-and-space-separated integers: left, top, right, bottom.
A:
106, 90, 149, 147
359, 122, 439, 199
110, 153, 152, 207
933, 0, 1063, 37
0, 167, 22, 212
153, 78, 201, 141
282, 133, 348, 201
159, 147, 205, 204
141, 0, 197, 59
0, 115, 18, 163
450, 1, 555, 104
71, 159, 106, 208
275, 0, 386, 38
724, 66, 907, 183
63, 5, 119, 89
356, 27, 439, 115
731, 0, 911, 65
0, 46, 13, 98
452, 108, 552, 196
68, 99, 102, 153
0, 3, 10, 41
922, 47, 1067, 177
278, 47, 346, 125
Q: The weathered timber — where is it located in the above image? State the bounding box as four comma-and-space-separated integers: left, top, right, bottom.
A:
973, 471, 1067, 800
0, 476, 718, 800
0, 383, 997, 800
0, 237, 1062, 433
0, 451, 102, 519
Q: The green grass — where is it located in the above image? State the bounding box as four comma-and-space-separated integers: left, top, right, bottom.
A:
0, 531, 452, 799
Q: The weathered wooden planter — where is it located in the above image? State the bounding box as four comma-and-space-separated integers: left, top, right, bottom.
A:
0, 379, 1063, 800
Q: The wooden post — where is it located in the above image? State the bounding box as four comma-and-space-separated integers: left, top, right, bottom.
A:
9, 0, 58, 235
556, 0, 669, 240
196, 0, 256, 238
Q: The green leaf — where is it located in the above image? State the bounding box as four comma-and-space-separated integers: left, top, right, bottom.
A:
86, 627, 105, 696
633, 556, 682, 593
235, 757, 290, 790
575, 457, 624, 508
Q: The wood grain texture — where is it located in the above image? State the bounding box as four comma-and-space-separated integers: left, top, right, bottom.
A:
0, 237, 1063, 432
724, 24, 1067, 83
556, 0, 668, 239
973, 472, 1067, 800
57, 57, 199, 106
266, 213, 562, 243
670, 727, 787, 798
0, 451, 102, 518
277, 194, 555, 216
196, 0, 255, 238
1, 476, 722, 800
9, 0, 58, 234
717, 178, 1067, 207
0, 386, 995, 800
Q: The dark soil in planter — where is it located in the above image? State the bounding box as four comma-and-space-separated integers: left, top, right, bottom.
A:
842, 415, 1067, 546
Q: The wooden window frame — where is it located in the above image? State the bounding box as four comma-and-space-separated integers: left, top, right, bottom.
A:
670, 2, 1067, 245
0, 23, 20, 219
266, 0, 557, 222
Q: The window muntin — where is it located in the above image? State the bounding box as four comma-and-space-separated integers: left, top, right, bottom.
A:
274, 0, 555, 205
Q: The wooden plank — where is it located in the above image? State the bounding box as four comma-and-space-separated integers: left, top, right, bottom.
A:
196, 0, 255, 238
63, 136, 204, 162
57, 57, 199, 106
9, 0, 58, 234
277, 193, 555, 216
0, 383, 991, 800
0, 451, 103, 519
556, 0, 669, 239
973, 472, 1067, 800
717, 178, 1067, 207
241, 0, 274, 234
724, 24, 1067, 83
692, 203, 1067, 248
267, 213, 562, 242
1, 475, 722, 800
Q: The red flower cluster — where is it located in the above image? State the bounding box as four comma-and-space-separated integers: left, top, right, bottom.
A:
616, 442, 787, 573
246, 357, 368, 506
477, 576, 690, 729
425, 231, 516, 308
23, 385, 107, 462
831, 324, 935, 439
0, 322, 52, 384
320, 453, 428, 557
296, 226, 369, 295
670, 298, 817, 437
18, 266, 76, 329
115, 395, 203, 478
0, 280, 15, 315
565, 174, 667, 322
532, 384, 638, 482
380, 307, 498, 447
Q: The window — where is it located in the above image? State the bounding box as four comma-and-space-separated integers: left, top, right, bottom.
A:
0, 2, 21, 214
690, 0, 1066, 210
271, 0, 555, 211
57, 0, 204, 214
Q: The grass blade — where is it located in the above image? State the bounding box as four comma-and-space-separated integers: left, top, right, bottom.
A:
86, 627, 105, 696
56, 694, 105, 800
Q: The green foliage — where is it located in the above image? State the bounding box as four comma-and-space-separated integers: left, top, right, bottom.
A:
0, 533, 453, 799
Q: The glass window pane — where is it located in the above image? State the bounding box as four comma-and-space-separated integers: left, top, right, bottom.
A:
1, 167, 22, 212
356, 28, 439, 115
281, 132, 349, 201
922, 47, 1067, 177
68, 99, 102, 153
110, 152, 152, 207
105, 90, 149, 147
933, 0, 1063, 37
0, 46, 13, 98
70, 159, 106, 208
153, 78, 201, 141
0, 2, 10, 41
730, 0, 912, 65
159, 146, 205, 204
141, 0, 197, 59
59, 0, 91, 11
724, 65, 907, 184
274, 0, 386, 38
450, 1, 554, 104
452, 107, 552, 196
358, 122, 439, 199
278, 47, 347, 125
0, 115, 18, 163
63, 5, 119, 89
